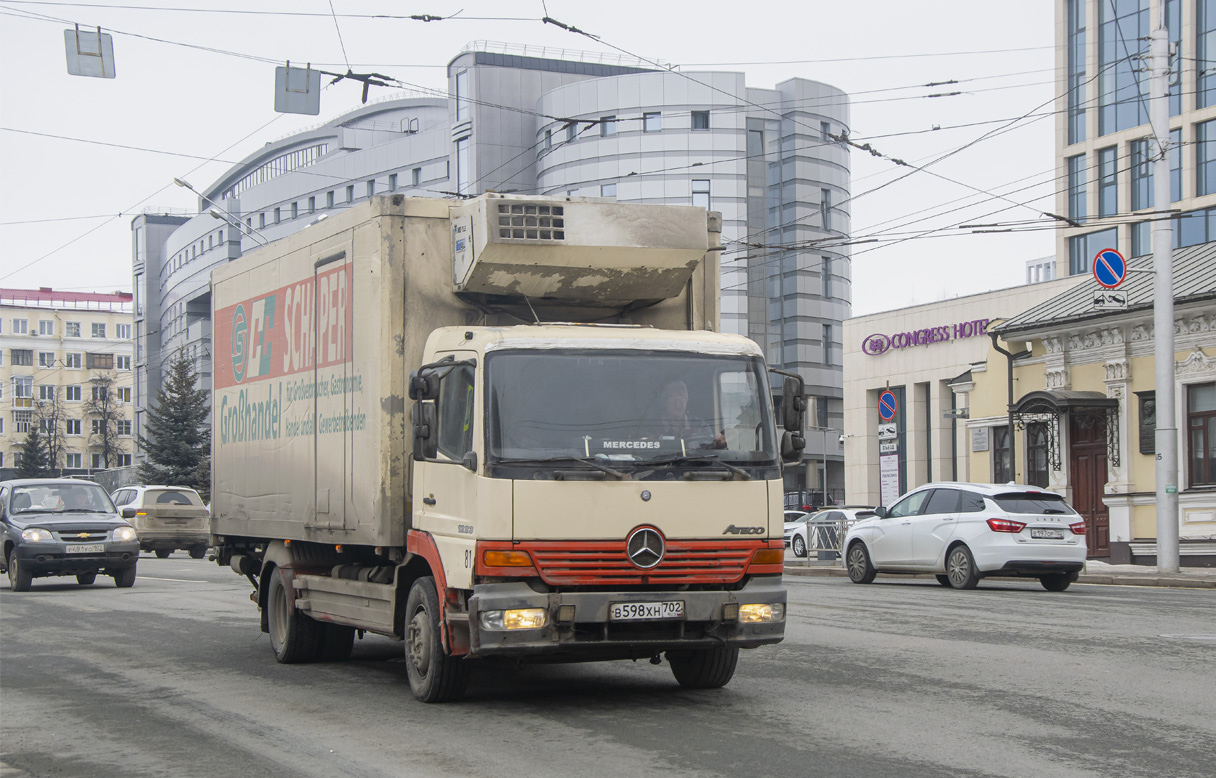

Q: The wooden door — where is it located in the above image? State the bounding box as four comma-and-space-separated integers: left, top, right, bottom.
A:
1069, 414, 1110, 557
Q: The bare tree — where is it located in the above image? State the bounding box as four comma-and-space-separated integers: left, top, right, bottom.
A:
33, 389, 69, 474
83, 372, 126, 469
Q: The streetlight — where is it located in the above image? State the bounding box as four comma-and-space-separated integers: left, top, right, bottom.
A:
173, 178, 269, 246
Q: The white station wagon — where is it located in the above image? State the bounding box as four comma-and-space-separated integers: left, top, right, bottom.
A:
843, 482, 1088, 591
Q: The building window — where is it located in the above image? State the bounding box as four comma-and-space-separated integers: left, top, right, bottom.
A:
543, 129, 552, 151
644, 112, 661, 132
1068, 227, 1118, 275
456, 136, 470, 195
66, 452, 81, 469
821, 257, 833, 298
1188, 383, 1216, 486
64, 352, 81, 369
345, 185, 354, 203
566, 123, 577, 143
38, 384, 54, 401
601, 183, 617, 198
388, 173, 397, 191
276, 206, 283, 224
11, 349, 32, 366
67, 419, 81, 436
1201, 0, 1216, 108
291, 202, 298, 219
119, 454, 132, 467
1130, 139, 1152, 211
118, 386, 131, 403
66, 321, 80, 337
308, 196, 316, 213
116, 323, 131, 339
692, 179, 710, 209
820, 121, 831, 142
116, 356, 131, 371
600, 116, 617, 136
15, 409, 32, 434
820, 188, 832, 231
66, 385, 81, 402
1200, 120, 1216, 197
455, 70, 469, 122
412, 167, 421, 187
1067, 0, 1086, 143
1027, 423, 1050, 487
1098, 0, 1150, 136
691, 111, 709, 130
87, 353, 114, 370
1098, 146, 1117, 217
823, 323, 834, 366
993, 426, 1013, 482
327, 191, 335, 208
38, 320, 54, 336
259, 212, 267, 229
91, 454, 104, 469
12, 318, 28, 334
38, 352, 54, 368
117, 420, 132, 436
1067, 154, 1087, 222
367, 179, 375, 198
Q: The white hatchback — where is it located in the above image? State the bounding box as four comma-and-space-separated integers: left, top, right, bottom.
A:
843, 483, 1087, 591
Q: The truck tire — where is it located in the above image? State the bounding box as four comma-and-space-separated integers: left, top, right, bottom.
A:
403, 576, 467, 702
317, 623, 356, 661
267, 569, 320, 663
76, 572, 97, 586
155, 549, 172, 559
667, 646, 739, 689
189, 546, 207, 560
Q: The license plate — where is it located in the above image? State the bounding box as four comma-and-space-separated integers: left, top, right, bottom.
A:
609, 601, 685, 621
1030, 529, 1064, 540
65, 543, 106, 554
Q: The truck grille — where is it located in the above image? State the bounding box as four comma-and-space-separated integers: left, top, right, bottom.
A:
497, 203, 565, 241
519, 540, 758, 586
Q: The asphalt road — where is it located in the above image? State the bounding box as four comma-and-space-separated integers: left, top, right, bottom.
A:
2, 555, 1214, 778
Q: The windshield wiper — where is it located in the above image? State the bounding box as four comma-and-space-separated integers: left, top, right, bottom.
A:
61, 508, 103, 513
496, 456, 627, 480
646, 455, 751, 480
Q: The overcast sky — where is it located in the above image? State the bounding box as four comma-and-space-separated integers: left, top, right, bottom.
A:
0, 0, 1058, 316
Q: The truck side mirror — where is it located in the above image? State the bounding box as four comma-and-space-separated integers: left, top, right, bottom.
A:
780, 430, 806, 463
408, 369, 440, 401
411, 402, 438, 460
781, 375, 805, 433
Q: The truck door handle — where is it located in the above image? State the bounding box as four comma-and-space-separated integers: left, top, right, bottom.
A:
423, 497, 436, 505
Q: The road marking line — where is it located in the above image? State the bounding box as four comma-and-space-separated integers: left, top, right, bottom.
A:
137, 576, 210, 583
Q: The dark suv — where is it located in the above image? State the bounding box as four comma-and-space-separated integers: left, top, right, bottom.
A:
1, 479, 140, 591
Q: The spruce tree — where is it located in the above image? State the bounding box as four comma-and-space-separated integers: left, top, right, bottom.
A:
138, 355, 211, 500
17, 427, 52, 478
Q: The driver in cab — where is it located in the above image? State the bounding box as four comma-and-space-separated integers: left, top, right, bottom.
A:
647, 380, 726, 449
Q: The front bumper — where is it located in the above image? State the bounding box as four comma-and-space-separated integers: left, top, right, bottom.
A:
467, 576, 786, 659
12, 541, 140, 576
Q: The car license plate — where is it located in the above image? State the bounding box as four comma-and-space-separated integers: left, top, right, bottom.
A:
1031, 529, 1065, 540
609, 601, 684, 621
65, 543, 106, 554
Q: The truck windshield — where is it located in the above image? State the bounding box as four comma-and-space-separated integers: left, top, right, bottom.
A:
486, 350, 777, 465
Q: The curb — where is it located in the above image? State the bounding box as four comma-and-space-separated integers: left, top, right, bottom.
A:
782, 565, 1216, 589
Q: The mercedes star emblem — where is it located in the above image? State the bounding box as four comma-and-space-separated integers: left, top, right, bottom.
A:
626, 527, 664, 570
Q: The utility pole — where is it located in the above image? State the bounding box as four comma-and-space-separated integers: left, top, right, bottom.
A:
1150, 24, 1180, 573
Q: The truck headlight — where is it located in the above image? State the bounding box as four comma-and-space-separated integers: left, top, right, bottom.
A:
738, 603, 785, 623
21, 527, 55, 542
479, 608, 548, 630
113, 526, 137, 542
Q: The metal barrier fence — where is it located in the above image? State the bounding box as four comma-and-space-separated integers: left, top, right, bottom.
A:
793, 517, 848, 566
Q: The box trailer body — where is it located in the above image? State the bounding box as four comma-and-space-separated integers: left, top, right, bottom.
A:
210, 194, 798, 701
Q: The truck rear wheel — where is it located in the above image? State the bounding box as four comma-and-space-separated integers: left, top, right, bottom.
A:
667, 646, 739, 689
403, 576, 467, 703
267, 569, 320, 663
317, 623, 356, 661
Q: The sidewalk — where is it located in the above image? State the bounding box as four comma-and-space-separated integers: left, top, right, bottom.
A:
783, 557, 1216, 589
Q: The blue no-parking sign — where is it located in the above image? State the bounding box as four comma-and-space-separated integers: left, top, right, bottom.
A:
878, 390, 898, 422
1092, 248, 1127, 289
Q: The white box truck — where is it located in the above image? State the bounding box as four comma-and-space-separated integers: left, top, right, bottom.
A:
210, 193, 805, 702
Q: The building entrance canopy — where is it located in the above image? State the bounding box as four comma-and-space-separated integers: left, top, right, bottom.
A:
1010, 390, 1120, 469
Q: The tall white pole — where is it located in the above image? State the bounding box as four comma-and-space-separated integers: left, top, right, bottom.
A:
1149, 25, 1180, 573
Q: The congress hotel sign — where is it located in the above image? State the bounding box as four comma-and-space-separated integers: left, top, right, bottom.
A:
861, 318, 991, 356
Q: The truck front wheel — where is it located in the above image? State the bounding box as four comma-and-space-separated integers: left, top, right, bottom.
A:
667, 646, 739, 689
403, 576, 467, 703
267, 569, 319, 663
